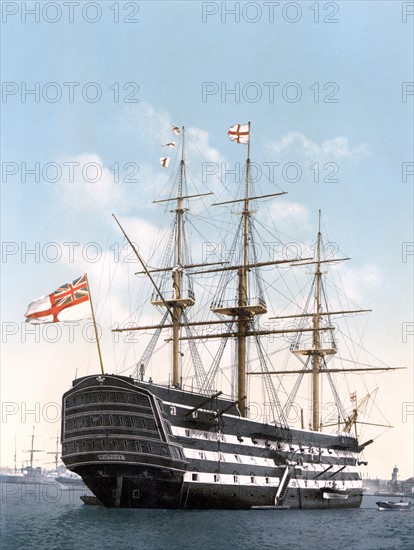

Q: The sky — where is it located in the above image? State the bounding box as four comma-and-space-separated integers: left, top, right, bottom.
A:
1, 1, 413, 482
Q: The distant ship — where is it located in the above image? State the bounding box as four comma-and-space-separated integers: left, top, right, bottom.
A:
0, 471, 25, 484
55, 471, 85, 488
1, 428, 53, 484
58, 124, 397, 508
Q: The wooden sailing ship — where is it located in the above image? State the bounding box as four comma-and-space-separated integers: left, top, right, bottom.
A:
61, 123, 395, 508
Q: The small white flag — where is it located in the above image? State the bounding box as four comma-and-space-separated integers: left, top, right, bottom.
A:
228, 123, 249, 144
160, 157, 170, 168
162, 142, 176, 148
171, 126, 181, 135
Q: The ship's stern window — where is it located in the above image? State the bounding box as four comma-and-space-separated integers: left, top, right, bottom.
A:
141, 442, 150, 454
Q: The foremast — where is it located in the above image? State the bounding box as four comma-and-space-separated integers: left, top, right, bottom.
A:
150, 126, 198, 387
113, 125, 220, 392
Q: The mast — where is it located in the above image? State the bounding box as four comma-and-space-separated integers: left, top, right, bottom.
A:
117, 125, 215, 388
172, 127, 185, 386
237, 122, 251, 417
47, 436, 60, 471
30, 426, 35, 469
25, 425, 43, 470
209, 122, 291, 416
86, 273, 105, 375
14, 436, 17, 473
312, 210, 322, 431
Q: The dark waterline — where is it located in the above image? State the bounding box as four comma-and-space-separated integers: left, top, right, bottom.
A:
1, 486, 413, 550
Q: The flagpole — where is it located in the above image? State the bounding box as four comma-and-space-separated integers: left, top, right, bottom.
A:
85, 273, 105, 375
247, 121, 251, 160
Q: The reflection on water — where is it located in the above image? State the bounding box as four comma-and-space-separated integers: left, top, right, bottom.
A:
1, 485, 413, 550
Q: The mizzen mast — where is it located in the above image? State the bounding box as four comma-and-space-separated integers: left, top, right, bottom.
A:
280, 211, 372, 432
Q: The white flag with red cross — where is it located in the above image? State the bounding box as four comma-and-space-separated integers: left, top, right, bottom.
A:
228, 123, 250, 144
25, 274, 91, 324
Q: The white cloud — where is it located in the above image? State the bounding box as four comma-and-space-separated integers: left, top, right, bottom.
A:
330, 263, 383, 302
127, 102, 226, 195
128, 102, 175, 144
57, 152, 129, 213
128, 102, 223, 165
55, 151, 170, 216
112, 215, 167, 263
269, 132, 369, 159
186, 126, 223, 164
268, 199, 310, 224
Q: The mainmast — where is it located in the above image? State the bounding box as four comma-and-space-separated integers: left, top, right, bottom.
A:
211, 123, 271, 417
312, 210, 323, 431
237, 123, 251, 417
172, 127, 186, 386
209, 122, 306, 418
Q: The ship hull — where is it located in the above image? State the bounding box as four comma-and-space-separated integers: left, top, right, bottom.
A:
73, 475, 362, 509
61, 374, 364, 509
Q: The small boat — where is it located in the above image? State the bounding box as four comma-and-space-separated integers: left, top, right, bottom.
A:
251, 505, 290, 510
376, 500, 412, 510
321, 486, 350, 500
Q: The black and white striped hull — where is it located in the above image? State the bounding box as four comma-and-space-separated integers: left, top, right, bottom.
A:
61, 375, 364, 509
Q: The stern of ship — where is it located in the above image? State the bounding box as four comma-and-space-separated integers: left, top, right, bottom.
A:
61, 374, 187, 508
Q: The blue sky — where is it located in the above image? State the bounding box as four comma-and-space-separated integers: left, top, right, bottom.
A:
1, 1, 413, 480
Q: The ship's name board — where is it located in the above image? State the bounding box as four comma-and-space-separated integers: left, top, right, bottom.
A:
98, 454, 126, 461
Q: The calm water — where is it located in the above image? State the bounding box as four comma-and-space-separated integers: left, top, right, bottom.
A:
0, 485, 413, 550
